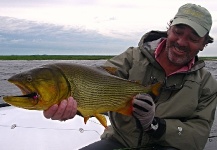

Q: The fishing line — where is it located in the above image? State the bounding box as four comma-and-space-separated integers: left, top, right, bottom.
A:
88, 119, 102, 126
0, 123, 101, 135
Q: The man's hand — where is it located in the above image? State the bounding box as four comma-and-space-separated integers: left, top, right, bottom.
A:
132, 94, 155, 131
43, 97, 77, 121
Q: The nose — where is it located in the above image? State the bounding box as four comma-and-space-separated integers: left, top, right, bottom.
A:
176, 36, 188, 47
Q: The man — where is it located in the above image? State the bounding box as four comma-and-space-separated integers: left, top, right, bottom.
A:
43, 3, 217, 150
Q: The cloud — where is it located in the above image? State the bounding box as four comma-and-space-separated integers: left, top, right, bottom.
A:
0, 16, 135, 55
0, 15, 217, 56
0, 0, 99, 7
1, 0, 217, 56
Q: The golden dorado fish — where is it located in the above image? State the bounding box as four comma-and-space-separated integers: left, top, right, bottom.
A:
3, 63, 162, 128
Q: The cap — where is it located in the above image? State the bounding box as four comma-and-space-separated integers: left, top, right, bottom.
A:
171, 3, 212, 37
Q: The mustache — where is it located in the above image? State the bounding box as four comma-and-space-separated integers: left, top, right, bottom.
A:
173, 43, 189, 52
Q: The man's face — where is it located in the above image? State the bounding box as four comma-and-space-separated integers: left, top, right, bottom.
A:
166, 24, 206, 66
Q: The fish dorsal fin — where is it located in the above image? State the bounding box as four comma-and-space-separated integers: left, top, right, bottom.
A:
129, 80, 142, 84
100, 66, 118, 75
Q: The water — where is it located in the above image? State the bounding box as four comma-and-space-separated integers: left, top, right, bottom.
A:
1, 60, 216, 102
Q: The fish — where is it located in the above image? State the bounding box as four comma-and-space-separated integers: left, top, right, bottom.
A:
3, 63, 162, 128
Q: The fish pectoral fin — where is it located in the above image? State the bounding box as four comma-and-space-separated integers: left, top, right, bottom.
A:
94, 114, 107, 128
116, 99, 133, 116
84, 116, 90, 124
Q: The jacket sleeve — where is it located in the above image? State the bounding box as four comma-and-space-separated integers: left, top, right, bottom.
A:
104, 47, 135, 79
155, 73, 217, 150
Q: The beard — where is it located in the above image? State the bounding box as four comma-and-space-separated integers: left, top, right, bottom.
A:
165, 42, 198, 67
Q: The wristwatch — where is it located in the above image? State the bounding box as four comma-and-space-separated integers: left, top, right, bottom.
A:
150, 118, 159, 131
147, 117, 166, 139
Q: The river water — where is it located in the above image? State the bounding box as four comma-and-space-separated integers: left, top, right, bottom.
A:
1, 60, 216, 102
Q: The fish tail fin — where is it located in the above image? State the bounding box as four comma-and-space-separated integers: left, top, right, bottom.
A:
94, 114, 107, 128
150, 82, 162, 97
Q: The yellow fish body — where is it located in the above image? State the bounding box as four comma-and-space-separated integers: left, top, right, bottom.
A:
3, 63, 161, 128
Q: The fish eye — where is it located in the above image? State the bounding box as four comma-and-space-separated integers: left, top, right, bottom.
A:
26, 75, 32, 82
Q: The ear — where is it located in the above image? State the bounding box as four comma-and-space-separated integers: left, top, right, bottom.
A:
201, 40, 209, 50
167, 27, 172, 35
200, 44, 206, 51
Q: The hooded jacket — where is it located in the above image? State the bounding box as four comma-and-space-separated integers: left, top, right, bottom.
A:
101, 31, 217, 150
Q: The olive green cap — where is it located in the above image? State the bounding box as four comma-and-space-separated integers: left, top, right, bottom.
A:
171, 3, 212, 37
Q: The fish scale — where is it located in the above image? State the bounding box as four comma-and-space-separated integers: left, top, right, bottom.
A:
54, 63, 157, 116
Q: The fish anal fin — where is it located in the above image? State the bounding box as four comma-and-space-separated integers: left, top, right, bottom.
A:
94, 114, 107, 128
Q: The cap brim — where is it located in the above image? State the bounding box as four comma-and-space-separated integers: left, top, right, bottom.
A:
171, 18, 208, 37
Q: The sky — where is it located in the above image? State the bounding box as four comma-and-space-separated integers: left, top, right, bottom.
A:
0, 0, 217, 56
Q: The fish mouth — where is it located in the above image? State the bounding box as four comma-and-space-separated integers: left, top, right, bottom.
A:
3, 83, 40, 107
4, 92, 40, 105
14, 92, 39, 100
13, 83, 39, 100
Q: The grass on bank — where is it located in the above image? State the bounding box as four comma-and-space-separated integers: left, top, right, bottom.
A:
0, 55, 216, 61
0, 55, 115, 60
199, 57, 217, 61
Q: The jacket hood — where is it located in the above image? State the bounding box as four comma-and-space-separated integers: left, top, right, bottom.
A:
138, 30, 167, 48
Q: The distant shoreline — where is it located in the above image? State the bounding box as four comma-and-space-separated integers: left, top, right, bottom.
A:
0, 55, 115, 60
0, 55, 216, 61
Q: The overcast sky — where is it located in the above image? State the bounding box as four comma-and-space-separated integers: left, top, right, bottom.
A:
0, 0, 217, 56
